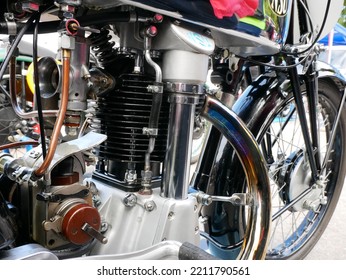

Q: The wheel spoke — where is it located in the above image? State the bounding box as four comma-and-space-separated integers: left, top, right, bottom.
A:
259, 83, 346, 259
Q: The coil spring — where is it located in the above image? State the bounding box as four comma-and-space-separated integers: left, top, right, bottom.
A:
89, 29, 118, 67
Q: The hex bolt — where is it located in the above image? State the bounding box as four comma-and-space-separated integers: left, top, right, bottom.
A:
144, 201, 156, 212
123, 193, 137, 207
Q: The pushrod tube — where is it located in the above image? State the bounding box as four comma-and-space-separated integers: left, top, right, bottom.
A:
200, 95, 271, 260
143, 36, 162, 173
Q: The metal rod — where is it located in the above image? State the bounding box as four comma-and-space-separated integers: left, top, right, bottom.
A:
144, 37, 162, 83
141, 36, 163, 190
272, 187, 313, 221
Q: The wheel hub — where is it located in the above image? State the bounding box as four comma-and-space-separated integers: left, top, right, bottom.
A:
277, 151, 326, 212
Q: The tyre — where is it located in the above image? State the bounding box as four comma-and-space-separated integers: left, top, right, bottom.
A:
256, 80, 346, 259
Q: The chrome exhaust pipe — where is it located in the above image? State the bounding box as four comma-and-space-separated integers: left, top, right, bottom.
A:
200, 95, 271, 260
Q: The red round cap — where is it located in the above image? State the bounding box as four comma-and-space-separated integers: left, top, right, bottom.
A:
62, 203, 101, 245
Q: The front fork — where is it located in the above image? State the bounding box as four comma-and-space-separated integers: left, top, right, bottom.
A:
287, 55, 321, 182
288, 54, 346, 186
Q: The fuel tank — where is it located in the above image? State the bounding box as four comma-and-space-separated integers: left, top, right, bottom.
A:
80, 0, 344, 56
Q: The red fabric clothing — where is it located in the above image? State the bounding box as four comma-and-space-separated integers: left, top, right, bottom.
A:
210, 0, 259, 19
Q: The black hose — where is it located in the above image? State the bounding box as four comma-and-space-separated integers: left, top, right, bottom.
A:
0, 13, 37, 81
32, 12, 47, 159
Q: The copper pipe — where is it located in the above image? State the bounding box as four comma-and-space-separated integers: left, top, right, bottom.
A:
9, 57, 59, 119
0, 141, 39, 151
34, 49, 71, 177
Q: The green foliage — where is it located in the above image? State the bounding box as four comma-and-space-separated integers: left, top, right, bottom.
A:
338, 1, 346, 27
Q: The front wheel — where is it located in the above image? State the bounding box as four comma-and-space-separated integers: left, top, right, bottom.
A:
257, 80, 346, 259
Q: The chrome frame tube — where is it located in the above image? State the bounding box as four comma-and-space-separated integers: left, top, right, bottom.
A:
162, 93, 199, 199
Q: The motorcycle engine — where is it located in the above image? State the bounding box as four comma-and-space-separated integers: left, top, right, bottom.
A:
88, 17, 211, 192
0, 1, 213, 258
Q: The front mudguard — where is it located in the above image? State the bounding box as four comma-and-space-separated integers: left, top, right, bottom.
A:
235, 60, 346, 132
232, 73, 284, 132
314, 60, 346, 92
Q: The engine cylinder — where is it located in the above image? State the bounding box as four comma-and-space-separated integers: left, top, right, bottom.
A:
91, 73, 170, 189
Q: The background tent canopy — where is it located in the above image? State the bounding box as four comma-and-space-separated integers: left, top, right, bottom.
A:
319, 23, 346, 46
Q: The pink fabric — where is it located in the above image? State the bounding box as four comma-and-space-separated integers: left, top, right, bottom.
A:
210, 0, 259, 19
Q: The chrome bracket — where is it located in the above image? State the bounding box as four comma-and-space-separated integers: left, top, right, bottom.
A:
193, 192, 253, 206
